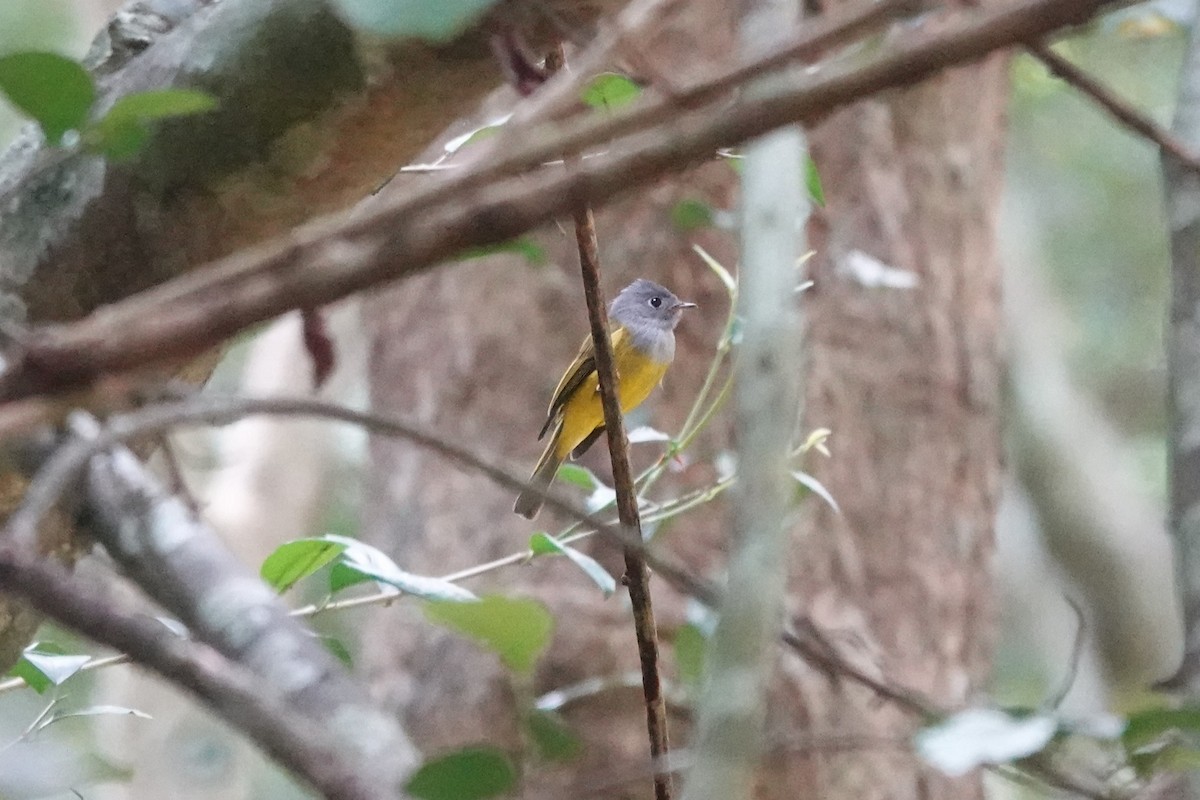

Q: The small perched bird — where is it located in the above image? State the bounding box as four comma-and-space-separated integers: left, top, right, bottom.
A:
514, 279, 695, 519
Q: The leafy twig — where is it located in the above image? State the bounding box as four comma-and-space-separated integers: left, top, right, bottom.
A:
0, 395, 1128, 798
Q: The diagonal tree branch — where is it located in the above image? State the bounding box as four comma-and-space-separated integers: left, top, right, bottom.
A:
0, 0, 1120, 404
0, 543, 396, 800
1029, 42, 1200, 173
13, 412, 421, 790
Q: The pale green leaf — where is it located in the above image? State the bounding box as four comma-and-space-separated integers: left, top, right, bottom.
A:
556, 463, 600, 490
328, 535, 476, 602
693, 244, 736, 295
582, 73, 641, 111
87, 88, 216, 160
425, 595, 553, 673
528, 533, 616, 597
916, 709, 1056, 776
792, 470, 840, 513
525, 710, 582, 762
260, 538, 347, 593
675, 622, 707, 691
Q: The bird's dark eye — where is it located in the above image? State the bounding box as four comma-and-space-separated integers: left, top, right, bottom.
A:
649, 296, 662, 309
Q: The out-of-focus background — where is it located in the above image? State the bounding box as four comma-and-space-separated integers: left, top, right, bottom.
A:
0, 1, 1188, 797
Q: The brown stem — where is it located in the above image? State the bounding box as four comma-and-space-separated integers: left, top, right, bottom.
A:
570, 205, 674, 800
545, 39, 673, 800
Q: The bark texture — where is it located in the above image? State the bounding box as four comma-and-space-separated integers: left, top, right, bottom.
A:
785, 51, 1008, 800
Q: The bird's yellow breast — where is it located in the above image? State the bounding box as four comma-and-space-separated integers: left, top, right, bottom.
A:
555, 330, 669, 460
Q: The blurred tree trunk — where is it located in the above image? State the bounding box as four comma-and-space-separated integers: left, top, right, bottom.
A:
359, 13, 1007, 800
785, 50, 1008, 800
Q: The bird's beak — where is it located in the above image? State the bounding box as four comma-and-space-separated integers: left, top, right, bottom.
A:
674, 301, 698, 310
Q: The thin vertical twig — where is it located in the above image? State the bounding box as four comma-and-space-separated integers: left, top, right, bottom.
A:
571, 207, 674, 800
546, 46, 673, 800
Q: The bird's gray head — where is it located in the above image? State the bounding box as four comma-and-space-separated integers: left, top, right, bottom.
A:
610, 279, 695, 332
609, 279, 696, 361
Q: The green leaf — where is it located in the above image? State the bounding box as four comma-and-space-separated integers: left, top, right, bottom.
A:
628, 425, 670, 444
671, 199, 714, 231
322, 636, 355, 668
582, 73, 641, 111
87, 88, 216, 160
328, 535, 476, 602
805, 155, 825, 207
0, 51, 94, 143
675, 623, 707, 691
329, 561, 372, 593
528, 533, 616, 598
261, 538, 347, 593
1124, 707, 1200, 749
425, 595, 553, 673
104, 88, 215, 121
525, 710, 582, 762
555, 463, 600, 490
334, 0, 499, 42
458, 237, 547, 267
406, 747, 517, 800
9, 644, 91, 694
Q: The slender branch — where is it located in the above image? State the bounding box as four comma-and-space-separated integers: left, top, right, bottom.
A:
509, 0, 914, 128
0, 395, 1127, 798
0, 477, 736, 697
4, 393, 901, 709
7, 395, 722, 608
0, 0, 1121, 404
566, 159, 674, 800
1028, 42, 1200, 173
0, 545, 393, 800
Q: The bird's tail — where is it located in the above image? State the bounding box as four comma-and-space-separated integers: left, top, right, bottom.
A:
514, 426, 564, 519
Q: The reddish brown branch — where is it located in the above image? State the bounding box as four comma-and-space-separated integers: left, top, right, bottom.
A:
0, 0, 1119, 404
1028, 42, 1200, 173
547, 41, 672, 797
570, 205, 674, 800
